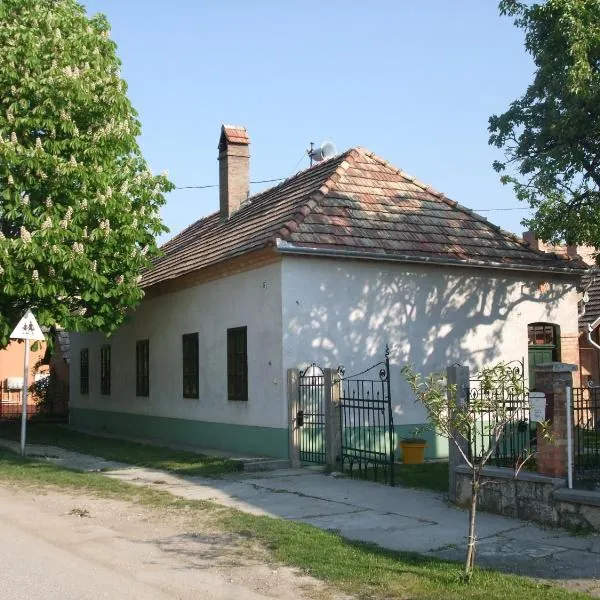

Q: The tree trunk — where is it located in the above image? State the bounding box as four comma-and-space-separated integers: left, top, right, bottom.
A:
464, 470, 479, 579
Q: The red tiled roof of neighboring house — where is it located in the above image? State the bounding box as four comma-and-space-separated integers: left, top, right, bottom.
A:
580, 272, 600, 328
143, 147, 586, 288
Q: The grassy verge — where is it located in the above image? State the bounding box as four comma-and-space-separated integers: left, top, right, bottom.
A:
347, 461, 449, 493
0, 422, 242, 476
0, 447, 589, 600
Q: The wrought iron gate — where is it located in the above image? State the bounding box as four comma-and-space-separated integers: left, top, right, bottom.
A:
338, 347, 395, 485
468, 358, 532, 468
572, 385, 600, 488
297, 364, 326, 464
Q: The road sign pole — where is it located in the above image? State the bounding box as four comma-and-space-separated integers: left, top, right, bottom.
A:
20, 341, 30, 457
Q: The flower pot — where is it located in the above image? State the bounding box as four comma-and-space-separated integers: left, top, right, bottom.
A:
399, 441, 427, 464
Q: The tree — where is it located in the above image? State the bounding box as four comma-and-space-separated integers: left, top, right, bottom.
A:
402, 363, 548, 580
489, 0, 600, 249
0, 0, 173, 347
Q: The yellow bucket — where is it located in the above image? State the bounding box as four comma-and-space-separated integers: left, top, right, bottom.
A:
399, 441, 427, 464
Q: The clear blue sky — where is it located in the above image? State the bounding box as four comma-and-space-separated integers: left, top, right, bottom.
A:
82, 1, 534, 243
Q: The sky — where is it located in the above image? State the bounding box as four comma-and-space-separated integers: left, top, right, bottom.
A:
82, 1, 536, 243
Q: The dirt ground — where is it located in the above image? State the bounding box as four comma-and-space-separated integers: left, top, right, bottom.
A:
0, 484, 349, 600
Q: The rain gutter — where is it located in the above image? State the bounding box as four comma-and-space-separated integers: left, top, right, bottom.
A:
275, 239, 585, 276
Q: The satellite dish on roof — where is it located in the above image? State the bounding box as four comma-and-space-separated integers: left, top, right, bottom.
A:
308, 141, 337, 165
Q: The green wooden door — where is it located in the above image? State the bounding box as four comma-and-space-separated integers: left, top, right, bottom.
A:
528, 344, 555, 389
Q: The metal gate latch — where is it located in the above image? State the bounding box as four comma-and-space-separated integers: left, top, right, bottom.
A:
296, 409, 304, 427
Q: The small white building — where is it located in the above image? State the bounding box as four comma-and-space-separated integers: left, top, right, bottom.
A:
70, 126, 585, 459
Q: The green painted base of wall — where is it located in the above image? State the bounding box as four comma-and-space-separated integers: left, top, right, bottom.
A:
70, 407, 289, 459
394, 425, 449, 460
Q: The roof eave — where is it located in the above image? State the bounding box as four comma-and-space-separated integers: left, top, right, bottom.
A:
275, 239, 586, 276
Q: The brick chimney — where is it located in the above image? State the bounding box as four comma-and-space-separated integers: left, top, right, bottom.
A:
522, 230, 540, 251
218, 125, 250, 220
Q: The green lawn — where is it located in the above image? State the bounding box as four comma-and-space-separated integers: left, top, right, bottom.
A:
0, 447, 589, 600
346, 461, 449, 493
0, 422, 242, 476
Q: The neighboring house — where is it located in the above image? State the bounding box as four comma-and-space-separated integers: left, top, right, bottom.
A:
0, 330, 70, 418
0, 340, 48, 411
69, 126, 586, 459
522, 232, 598, 388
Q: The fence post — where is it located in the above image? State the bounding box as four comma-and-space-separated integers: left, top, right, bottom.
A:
287, 369, 301, 468
533, 362, 576, 479
324, 368, 341, 471
447, 364, 470, 502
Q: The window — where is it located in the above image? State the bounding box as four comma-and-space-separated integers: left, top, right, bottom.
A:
136, 339, 149, 397
527, 322, 560, 389
80, 348, 89, 395
528, 323, 556, 346
100, 345, 111, 395
182, 333, 199, 398
227, 326, 248, 401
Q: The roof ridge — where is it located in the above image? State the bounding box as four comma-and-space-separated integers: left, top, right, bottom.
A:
272, 149, 356, 242
357, 149, 576, 264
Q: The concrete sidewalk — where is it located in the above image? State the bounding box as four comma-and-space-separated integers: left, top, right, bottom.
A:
2, 439, 600, 595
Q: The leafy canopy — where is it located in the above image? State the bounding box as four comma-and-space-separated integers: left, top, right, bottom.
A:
0, 0, 173, 346
489, 0, 600, 249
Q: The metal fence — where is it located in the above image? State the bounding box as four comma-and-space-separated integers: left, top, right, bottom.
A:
297, 365, 326, 464
338, 348, 395, 485
572, 386, 600, 488
468, 359, 534, 468
0, 378, 68, 423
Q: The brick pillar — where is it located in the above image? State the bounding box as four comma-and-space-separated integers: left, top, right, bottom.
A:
534, 362, 576, 479
559, 332, 581, 387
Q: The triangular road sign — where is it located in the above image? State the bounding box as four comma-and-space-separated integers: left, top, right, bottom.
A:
10, 309, 45, 341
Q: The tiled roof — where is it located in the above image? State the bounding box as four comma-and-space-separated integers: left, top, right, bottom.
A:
580, 273, 600, 328
219, 125, 249, 147
55, 330, 70, 364
143, 147, 586, 288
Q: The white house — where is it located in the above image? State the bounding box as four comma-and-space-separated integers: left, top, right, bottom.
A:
69, 126, 585, 459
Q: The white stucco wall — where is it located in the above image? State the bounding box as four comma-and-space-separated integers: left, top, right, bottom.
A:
70, 261, 285, 428
281, 256, 580, 426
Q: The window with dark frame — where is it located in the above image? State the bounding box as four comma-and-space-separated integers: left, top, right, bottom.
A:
136, 339, 150, 397
227, 326, 248, 401
182, 333, 199, 399
527, 323, 556, 346
80, 348, 89, 395
100, 344, 111, 395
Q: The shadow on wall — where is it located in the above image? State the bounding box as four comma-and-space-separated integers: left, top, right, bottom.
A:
284, 257, 568, 405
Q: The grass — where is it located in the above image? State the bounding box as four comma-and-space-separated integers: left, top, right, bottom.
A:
0, 447, 591, 600
347, 461, 449, 493
0, 422, 242, 476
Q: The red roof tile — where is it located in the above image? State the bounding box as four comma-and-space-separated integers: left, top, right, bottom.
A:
143, 147, 585, 288
220, 125, 249, 146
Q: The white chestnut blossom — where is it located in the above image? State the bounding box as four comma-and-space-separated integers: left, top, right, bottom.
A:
32, 269, 39, 281
115, 275, 124, 284
41, 217, 52, 229
20, 227, 31, 243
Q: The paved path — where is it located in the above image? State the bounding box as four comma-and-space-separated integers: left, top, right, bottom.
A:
2, 439, 600, 595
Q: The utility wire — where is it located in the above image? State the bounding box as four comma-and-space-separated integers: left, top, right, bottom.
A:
175, 177, 532, 212
175, 177, 285, 190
